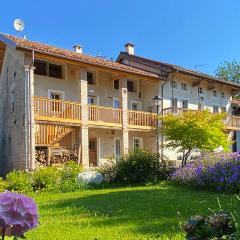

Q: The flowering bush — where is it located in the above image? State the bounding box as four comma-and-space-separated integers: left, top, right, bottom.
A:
0, 191, 38, 239
172, 152, 240, 193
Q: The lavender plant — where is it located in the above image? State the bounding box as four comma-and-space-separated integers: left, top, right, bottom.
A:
172, 152, 240, 193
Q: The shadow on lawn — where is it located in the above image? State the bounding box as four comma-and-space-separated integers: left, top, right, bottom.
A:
43, 186, 228, 237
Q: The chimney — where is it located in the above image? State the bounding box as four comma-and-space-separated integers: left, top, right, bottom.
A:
73, 44, 83, 54
125, 42, 135, 55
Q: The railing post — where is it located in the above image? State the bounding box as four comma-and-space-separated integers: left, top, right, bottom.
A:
79, 69, 89, 168
120, 78, 129, 156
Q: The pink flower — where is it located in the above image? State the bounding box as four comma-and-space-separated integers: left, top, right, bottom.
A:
0, 191, 38, 237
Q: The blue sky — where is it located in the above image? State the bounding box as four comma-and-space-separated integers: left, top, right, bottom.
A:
1, 0, 240, 75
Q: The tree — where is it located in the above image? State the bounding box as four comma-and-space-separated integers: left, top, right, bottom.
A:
215, 60, 240, 84
160, 110, 229, 166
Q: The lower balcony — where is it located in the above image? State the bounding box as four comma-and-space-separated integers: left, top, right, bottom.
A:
34, 97, 157, 130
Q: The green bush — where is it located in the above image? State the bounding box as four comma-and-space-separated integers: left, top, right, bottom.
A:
32, 166, 60, 192
183, 211, 238, 239
6, 170, 32, 193
100, 149, 176, 184
58, 161, 83, 192
0, 177, 7, 192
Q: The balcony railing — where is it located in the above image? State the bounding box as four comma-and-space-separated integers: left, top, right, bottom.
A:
162, 107, 240, 130
88, 105, 122, 126
128, 110, 157, 128
34, 97, 81, 123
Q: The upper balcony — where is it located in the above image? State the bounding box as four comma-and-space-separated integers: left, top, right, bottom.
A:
162, 107, 240, 130
34, 97, 157, 130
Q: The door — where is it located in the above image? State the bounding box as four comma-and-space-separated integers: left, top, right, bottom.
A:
89, 138, 98, 166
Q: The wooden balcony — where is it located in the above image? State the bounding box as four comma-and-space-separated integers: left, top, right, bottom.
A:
34, 97, 81, 124
34, 97, 156, 130
128, 110, 157, 129
162, 107, 240, 131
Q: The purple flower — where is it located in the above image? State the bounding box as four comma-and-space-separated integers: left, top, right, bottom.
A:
0, 191, 38, 238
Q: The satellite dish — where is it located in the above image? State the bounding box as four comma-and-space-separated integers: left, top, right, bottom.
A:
14, 19, 25, 32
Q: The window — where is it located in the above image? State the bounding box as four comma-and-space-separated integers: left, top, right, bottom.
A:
213, 105, 219, 113
115, 138, 121, 160
113, 98, 120, 108
49, 64, 62, 79
213, 90, 218, 97
170, 80, 177, 89
48, 90, 64, 112
131, 101, 141, 111
114, 79, 119, 90
221, 92, 226, 99
221, 106, 227, 113
171, 98, 178, 108
133, 137, 142, 149
34, 60, 47, 76
34, 60, 63, 79
127, 80, 135, 92
181, 83, 188, 91
198, 87, 204, 94
181, 99, 188, 109
87, 71, 96, 85
88, 96, 98, 105
198, 102, 204, 111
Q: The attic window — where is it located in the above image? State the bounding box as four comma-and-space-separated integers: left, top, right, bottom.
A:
34, 60, 63, 79
127, 80, 135, 92
114, 79, 119, 90
35, 60, 47, 76
87, 71, 97, 85
49, 64, 62, 79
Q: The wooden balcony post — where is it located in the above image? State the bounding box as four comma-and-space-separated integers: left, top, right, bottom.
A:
79, 69, 89, 167
120, 78, 129, 155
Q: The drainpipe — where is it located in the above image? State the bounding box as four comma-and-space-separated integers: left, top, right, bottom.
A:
25, 50, 35, 171
160, 70, 176, 160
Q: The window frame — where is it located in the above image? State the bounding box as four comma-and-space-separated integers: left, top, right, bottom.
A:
131, 100, 141, 111
113, 79, 119, 90
181, 99, 188, 109
114, 138, 121, 161
213, 90, 218, 98
213, 105, 219, 113
87, 70, 98, 86
198, 87, 204, 95
181, 82, 188, 91
133, 137, 143, 149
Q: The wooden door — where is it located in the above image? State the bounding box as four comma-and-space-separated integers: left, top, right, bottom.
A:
89, 138, 97, 166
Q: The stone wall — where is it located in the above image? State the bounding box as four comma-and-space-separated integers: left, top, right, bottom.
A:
0, 47, 27, 175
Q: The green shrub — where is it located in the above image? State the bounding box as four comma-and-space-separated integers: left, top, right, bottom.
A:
6, 170, 32, 193
183, 211, 238, 239
58, 161, 83, 192
100, 148, 176, 184
32, 166, 60, 192
0, 177, 7, 192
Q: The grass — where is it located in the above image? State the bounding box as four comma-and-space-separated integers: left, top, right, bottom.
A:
24, 182, 239, 240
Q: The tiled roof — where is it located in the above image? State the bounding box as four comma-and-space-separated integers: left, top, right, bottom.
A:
2, 34, 159, 79
117, 52, 240, 89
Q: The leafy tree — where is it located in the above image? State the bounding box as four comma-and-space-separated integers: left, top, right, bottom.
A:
160, 110, 229, 166
215, 60, 240, 84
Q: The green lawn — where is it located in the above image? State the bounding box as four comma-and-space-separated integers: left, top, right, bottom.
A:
24, 183, 239, 240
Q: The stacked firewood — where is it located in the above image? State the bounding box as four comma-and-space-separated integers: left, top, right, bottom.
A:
35, 146, 78, 166
50, 147, 78, 164
35, 148, 48, 166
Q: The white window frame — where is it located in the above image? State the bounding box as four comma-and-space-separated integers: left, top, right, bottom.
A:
213, 105, 219, 113
181, 82, 188, 92
133, 137, 143, 149
180, 98, 188, 109
48, 89, 65, 100
170, 80, 178, 90
114, 138, 121, 160
198, 87, 204, 95
221, 92, 226, 99
213, 90, 218, 98
131, 100, 142, 111
171, 97, 178, 108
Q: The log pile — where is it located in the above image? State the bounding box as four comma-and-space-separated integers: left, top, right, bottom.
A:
35, 146, 79, 166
